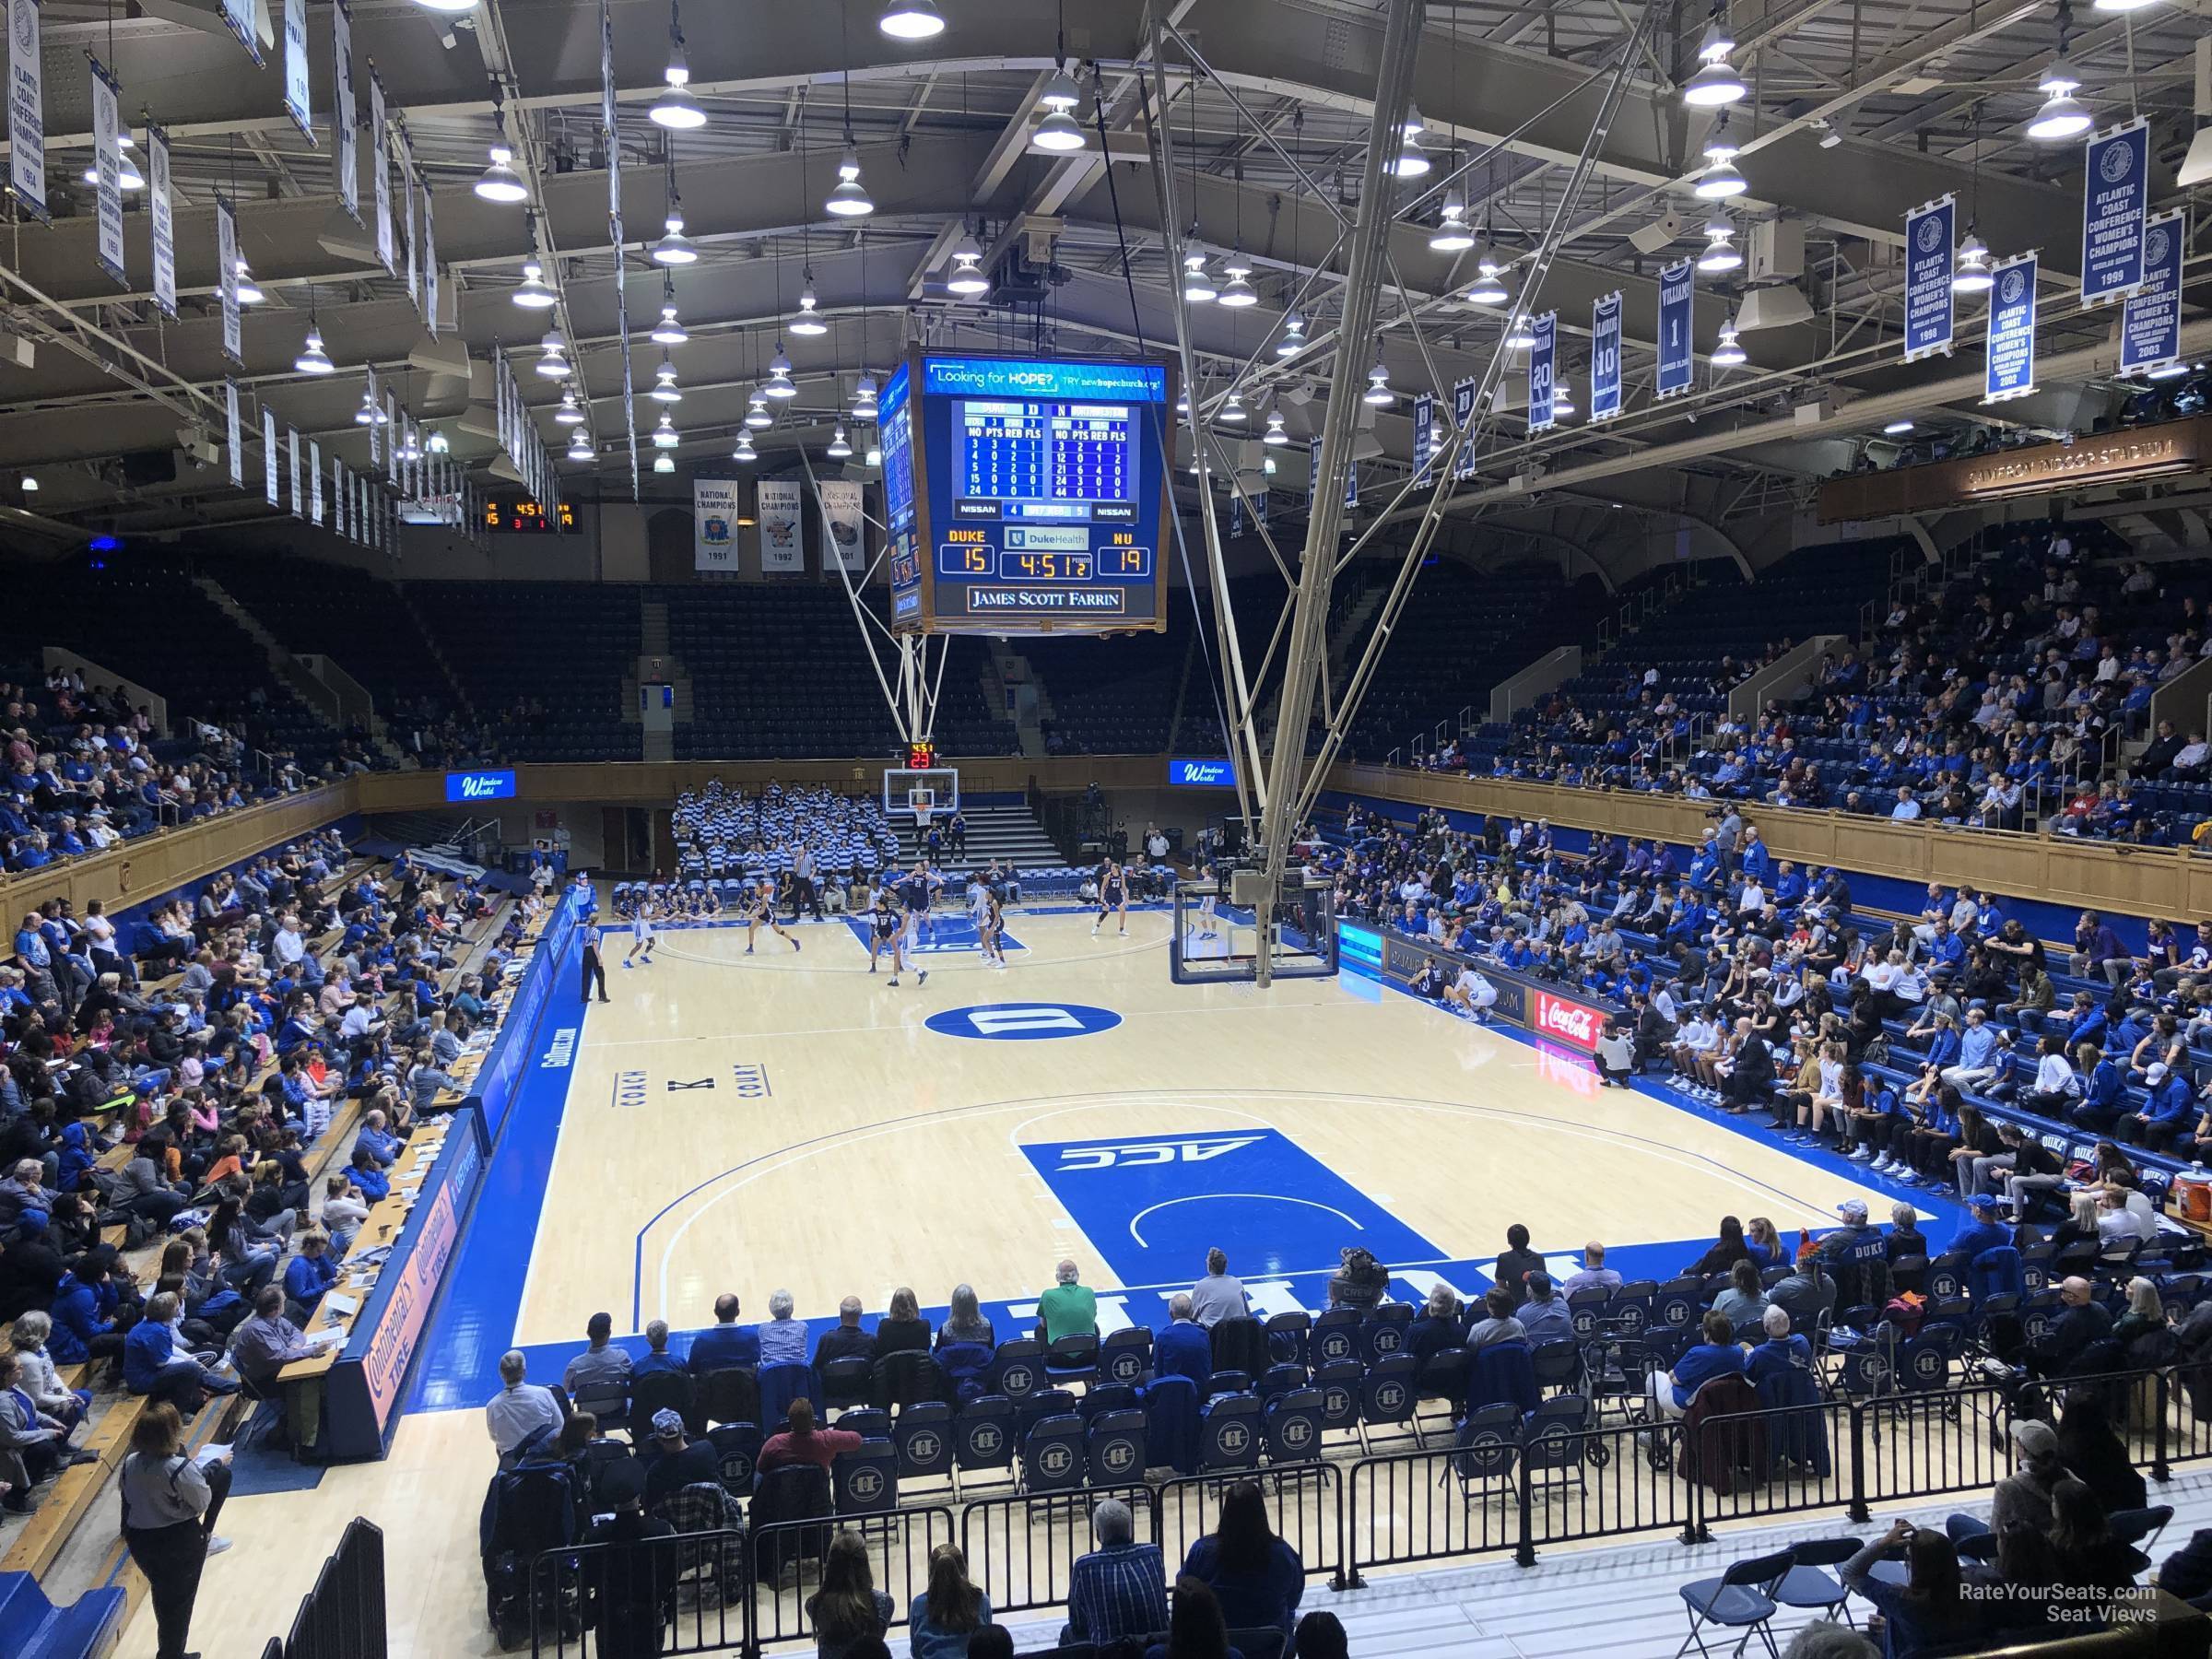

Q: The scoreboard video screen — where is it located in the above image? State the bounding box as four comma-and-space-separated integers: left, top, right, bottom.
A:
884, 351, 1172, 634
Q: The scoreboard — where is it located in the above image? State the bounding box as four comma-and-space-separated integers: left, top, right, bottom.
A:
884, 351, 1172, 634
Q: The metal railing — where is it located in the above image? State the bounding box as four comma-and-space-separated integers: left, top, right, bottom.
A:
267, 1517, 386, 1659
525, 1363, 2212, 1653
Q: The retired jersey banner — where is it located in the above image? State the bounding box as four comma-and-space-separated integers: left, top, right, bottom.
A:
1527, 311, 1558, 433
148, 125, 176, 318
1655, 259, 1694, 399
225, 380, 242, 488
757, 478, 804, 572
88, 59, 124, 285
282, 0, 312, 141
2081, 118, 2148, 307
288, 426, 303, 518
216, 194, 242, 366
693, 477, 739, 571
1983, 253, 2038, 404
309, 439, 324, 524
220, 0, 258, 64
1590, 289, 1623, 422
263, 407, 277, 504
6, 0, 43, 221
1452, 376, 1477, 481
371, 72, 394, 273
1903, 194, 1954, 362
1411, 393, 1435, 486
333, 0, 359, 220
818, 478, 865, 572
2121, 209, 2184, 378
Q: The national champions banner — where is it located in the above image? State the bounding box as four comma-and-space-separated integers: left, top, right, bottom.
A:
2081, 117, 2148, 307
818, 478, 865, 572
1983, 253, 2038, 404
1526, 311, 1557, 433
1903, 194, 1954, 361
2121, 209, 2184, 378
693, 478, 740, 571
757, 477, 804, 572
1590, 290, 1623, 422
1655, 259, 1693, 399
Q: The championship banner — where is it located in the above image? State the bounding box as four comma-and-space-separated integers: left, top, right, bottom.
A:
818, 477, 865, 572
2082, 117, 2148, 307
1903, 194, 1954, 362
1590, 289, 1623, 422
225, 379, 241, 488
371, 71, 394, 273
281, 0, 312, 143
263, 407, 277, 504
333, 0, 359, 220
601, 0, 618, 225
288, 426, 302, 518
309, 439, 324, 525
148, 125, 176, 317
1254, 487, 1269, 526
757, 478, 803, 571
1983, 253, 2038, 404
1411, 392, 1435, 486
215, 194, 242, 366
1527, 311, 1558, 433
1452, 377, 1477, 480
334, 457, 347, 540
6, 0, 44, 221
421, 178, 438, 337
220, 0, 259, 65
1344, 454, 1358, 510
88, 58, 124, 285
385, 390, 398, 479
694, 477, 740, 571
1307, 434, 1321, 500
399, 129, 418, 305
1655, 259, 1694, 399
366, 365, 382, 467
2121, 209, 2184, 378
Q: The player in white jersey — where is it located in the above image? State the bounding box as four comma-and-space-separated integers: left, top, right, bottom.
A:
623, 901, 657, 968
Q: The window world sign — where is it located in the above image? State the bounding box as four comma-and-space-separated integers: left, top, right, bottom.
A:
444, 769, 517, 803
1168, 758, 1238, 788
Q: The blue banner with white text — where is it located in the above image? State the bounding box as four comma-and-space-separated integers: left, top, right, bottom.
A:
1903, 195, 1954, 361
1656, 260, 1693, 398
1984, 253, 2038, 403
2121, 210, 2184, 377
2082, 119, 2148, 307
1412, 392, 1434, 486
1590, 290, 1622, 422
1527, 312, 1558, 432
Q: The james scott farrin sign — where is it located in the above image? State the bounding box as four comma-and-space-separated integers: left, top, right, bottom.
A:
1168, 758, 1238, 788
444, 769, 517, 803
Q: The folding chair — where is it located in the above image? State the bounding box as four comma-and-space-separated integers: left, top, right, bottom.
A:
1019, 1413, 1088, 1492
1263, 1386, 1323, 1465
830, 1440, 898, 1514
1674, 1549, 1792, 1659
1771, 1536, 1860, 1628
1086, 1408, 1148, 1483
1100, 1326, 1153, 1387
892, 1401, 954, 1489
1311, 1308, 1362, 1367
953, 1396, 1018, 1495
1200, 1393, 1265, 1472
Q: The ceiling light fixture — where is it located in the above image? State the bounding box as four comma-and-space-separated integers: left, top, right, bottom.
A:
1429, 191, 1476, 253
651, 300, 688, 347
766, 347, 798, 398
294, 324, 335, 376
1182, 248, 1218, 304
853, 371, 880, 421
1363, 359, 1394, 405
652, 198, 698, 265
1218, 250, 1258, 308
791, 276, 830, 336
411, 0, 479, 15
233, 259, 264, 305
1264, 410, 1288, 445
1551, 380, 1575, 417
1697, 215, 1742, 272
354, 388, 379, 426
734, 432, 758, 462
1696, 119, 1747, 198
474, 143, 528, 205
535, 329, 571, 378
428, 428, 451, 454
651, 355, 682, 402
828, 423, 853, 459
2027, 54, 2092, 141
396, 422, 422, 463
827, 145, 874, 216
653, 413, 679, 448
1712, 315, 1747, 365
947, 232, 989, 295
746, 390, 773, 428
1385, 108, 1430, 178
1465, 248, 1510, 306
1220, 390, 1247, 422
555, 391, 585, 425
1883, 418, 1915, 434
567, 431, 594, 461
512, 259, 557, 309
1276, 311, 1306, 358
877, 0, 945, 40
651, 2, 706, 129
1504, 313, 1536, 349
653, 453, 675, 474
1682, 6, 1747, 106
1952, 230, 1995, 292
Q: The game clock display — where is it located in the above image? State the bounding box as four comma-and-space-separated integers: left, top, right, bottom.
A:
882, 351, 1172, 634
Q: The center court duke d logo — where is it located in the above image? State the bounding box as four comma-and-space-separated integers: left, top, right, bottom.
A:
924, 1002, 1123, 1041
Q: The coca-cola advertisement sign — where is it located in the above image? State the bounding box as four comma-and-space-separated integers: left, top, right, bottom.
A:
1532, 989, 1603, 1053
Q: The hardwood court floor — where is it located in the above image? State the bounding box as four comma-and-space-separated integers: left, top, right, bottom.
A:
112, 906, 1940, 1658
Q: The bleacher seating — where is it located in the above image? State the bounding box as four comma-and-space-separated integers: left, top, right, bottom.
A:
413, 582, 639, 762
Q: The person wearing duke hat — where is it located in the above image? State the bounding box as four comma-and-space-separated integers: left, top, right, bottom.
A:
640, 1406, 717, 1505
1948, 1194, 2014, 1263
1817, 1197, 1893, 1309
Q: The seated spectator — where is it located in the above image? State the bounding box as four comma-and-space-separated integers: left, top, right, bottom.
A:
1462, 1287, 1526, 1352
1147, 1576, 1242, 1659
907, 1542, 993, 1659
935, 1284, 995, 1350
1037, 1259, 1098, 1344
871, 1287, 929, 1361
1745, 1304, 1812, 1384
2026, 1277, 2113, 1380
1406, 1285, 1464, 1363
757, 1396, 862, 1474
640, 1407, 718, 1506
629, 1321, 684, 1382
1650, 1311, 1746, 1420
1292, 1612, 1348, 1659
1947, 1418, 2066, 1547
1841, 1522, 1978, 1657
6, 1312, 85, 1432
280, 1230, 338, 1319
563, 1310, 632, 1399
1561, 1241, 1621, 1296
687, 1293, 759, 1373
0, 1347, 89, 1506
806, 1531, 894, 1659
758, 1288, 809, 1367
813, 1297, 874, 1370
1712, 1260, 1769, 1337
2049, 1477, 2150, 1593
1190, 1248, 1251, 1328
2056, 1387, 2147, 1515
1517, 1272, 1572, 1344
485, 1348, 567, 1468
1179, 1479, 1303, 1636
1062, 1498, 1171, 1648
123, 1290, 237, 1411
1684, 1216, 1753, 1277
1155, 1293, 1213, 1388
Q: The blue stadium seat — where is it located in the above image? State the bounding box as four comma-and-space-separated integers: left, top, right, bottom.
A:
1020, 1414, 1088, 1492
1200, 1393, 1265, 1473
892, 1403, 954, 1486
1087, 1408, 1148, 1484
832, 1440, 898, 1514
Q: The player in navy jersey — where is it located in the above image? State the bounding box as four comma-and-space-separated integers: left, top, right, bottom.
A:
1093, 859, 1128, 937
745, 884, 800, 955
898, 862, 936, 947
980, 888, 1007, 970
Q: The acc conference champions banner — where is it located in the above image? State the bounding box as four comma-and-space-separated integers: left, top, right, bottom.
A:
1527, 312, 1558, 433
2122, 210, 2185, 378
1903, 194, 1954, 361
1984, 253, 2038, 404
693, 478, 739, 571
1590, 290, 1623, 422
89, 58, 124, 285
217, 195, 242, 366
2082, 117, 2149, 308
7, 0, 44, 222
1656, 260, 1694, 399
818, 478, 865, 573
757, 478, 803, 572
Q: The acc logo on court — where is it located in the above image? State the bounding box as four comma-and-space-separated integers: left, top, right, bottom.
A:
924, 1003, 1123, 1041
1055, 1136, 1257, 1171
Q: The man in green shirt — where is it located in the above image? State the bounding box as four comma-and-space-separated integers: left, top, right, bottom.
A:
1037, 1258, 1099, 1344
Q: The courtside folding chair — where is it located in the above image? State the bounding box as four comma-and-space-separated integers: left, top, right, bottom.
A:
1675, 1548, 1793, 1659
1771, 1536, 1859, 1627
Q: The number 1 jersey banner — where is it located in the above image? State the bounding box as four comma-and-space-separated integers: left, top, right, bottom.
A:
1590, 290, 1623, 422
6, 0, 43, 221
757, 478, 804, 572
1655, 260, 1694, 399
2121, 210, 2184, 378
1903, 194, 1954, 361
693, 478, 740, 572
1983, 253, 2038, 404
2081, 118, 2148, 307
818, 478, 865, 573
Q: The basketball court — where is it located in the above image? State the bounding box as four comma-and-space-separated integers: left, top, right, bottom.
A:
122, 896, 1971, 1656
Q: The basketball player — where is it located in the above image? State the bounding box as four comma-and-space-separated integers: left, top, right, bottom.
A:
745, 883, 800, 955
979, 886, 1007, 970
1196, 855, 1225, 938
873, 891, 928, 988
899, 860, 935, 947
1093, 859, 1128, 937
623, 900, 657, 969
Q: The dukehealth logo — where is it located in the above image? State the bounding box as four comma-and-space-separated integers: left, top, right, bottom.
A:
445, 769, 517, 803
1532, 989, 1602, 1053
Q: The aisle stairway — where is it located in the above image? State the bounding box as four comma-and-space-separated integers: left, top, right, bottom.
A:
890, 800, 1061, 877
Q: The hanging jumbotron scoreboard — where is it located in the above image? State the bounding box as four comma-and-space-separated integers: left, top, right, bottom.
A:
882, 350, 1173, 635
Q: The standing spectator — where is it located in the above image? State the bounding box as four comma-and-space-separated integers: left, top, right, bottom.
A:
577, 1458, 677, 1659
1492, 1224, 1545, 1304
1061, 1498, 1171, 1649
119, 1403, 232, 1659
1154, 1294, 1213, 1388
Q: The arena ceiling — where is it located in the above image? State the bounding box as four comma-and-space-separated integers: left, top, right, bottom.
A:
1, 0, 2207, 541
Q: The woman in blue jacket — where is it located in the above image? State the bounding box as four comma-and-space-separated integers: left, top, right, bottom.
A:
1179, 1480, 1304, 1637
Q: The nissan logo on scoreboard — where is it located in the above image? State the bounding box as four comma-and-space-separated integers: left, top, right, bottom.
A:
1533, 989, 1605, 1053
